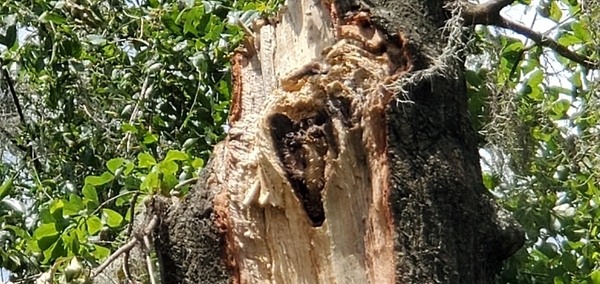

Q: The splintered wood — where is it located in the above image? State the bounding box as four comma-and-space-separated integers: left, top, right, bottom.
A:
211, 1, 410, 283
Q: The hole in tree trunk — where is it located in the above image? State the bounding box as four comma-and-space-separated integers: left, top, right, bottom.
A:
269, 110, 339, 227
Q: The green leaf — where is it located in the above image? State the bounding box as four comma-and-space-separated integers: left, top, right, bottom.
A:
527, 85, 544, 101
191, 158, 204, 169
482, 174, 498, 189
162, 14, 183, 35
557, 34, 583, 46
527, 70, 544, 89
165, 150, 188, 162
549, 1, 562, 22
590, 270, 600, 283
91, 245, 111, 260
502, 41, 524, 55
465, 70, 484, 87
43, 238, 65, 264
138, 152, 157, 168
140, 172, 159, 192
0, 177, 14, 201
50, 199, 65, 214
85, 172, 115, 186
124, 161, 135, 175
184, 17, 199, 36
561, 252, 578, 271
63, 195, 84, 216
125, 207, 133, 222
3, 225, 27, 239
551, 99, 571, 119
159, 160, 179, 175
34, 223, 59, 243
107, 158, 125, 174
532, 127, 551, 142
571, 71, 582, 88
162, 173, 179, 193
184, 7, 205, 36
143, 133, 158, 144
547, 86, 572, 96
571, 22, 591, 42
39, 11, 67, 24
86, 216, 102, 235
102, 209, 123, 228
121, 123, 138, 133
82, 184, 99, 203
538, 241, 559, 258
204, 16, 224, 41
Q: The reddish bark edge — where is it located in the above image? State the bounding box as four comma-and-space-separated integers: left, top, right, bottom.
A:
213, 182, 240, 284
229, 53, 245, 124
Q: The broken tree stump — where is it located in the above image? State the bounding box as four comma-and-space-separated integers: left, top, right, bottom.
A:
156, 0, 524, 283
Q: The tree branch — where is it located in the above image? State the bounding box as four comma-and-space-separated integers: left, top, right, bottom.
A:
459, 0, 599, 69
460, 0, 514, 25
1, 66, 44, 173
143, 234, 158, 284
496, 17, 598, 69
2, 68, 26, 125
91, 214, 160, 278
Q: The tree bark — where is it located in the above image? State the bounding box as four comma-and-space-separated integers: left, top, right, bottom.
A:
155, 0, 525, 283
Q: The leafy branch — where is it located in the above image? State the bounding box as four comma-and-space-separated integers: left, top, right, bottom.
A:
460, 0, 599, 69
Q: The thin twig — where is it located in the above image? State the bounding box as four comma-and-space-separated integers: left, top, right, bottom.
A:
8, 273, 42, 283
127, 192, 140, 238
113, 37, 150, 46
117, 75, 150, 152
123, 191, 140, 282
92, 237, 139, 278
174, 177, 198, 190
91, 214, 160, 278
2, 69, 25, 124
143, 234, 158, 284
90, 190, 138, 217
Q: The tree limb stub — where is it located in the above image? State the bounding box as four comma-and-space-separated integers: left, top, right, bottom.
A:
460, 0, 599, 69
156, 0, 524, 283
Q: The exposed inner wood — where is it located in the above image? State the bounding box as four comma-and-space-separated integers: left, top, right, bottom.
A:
207, 0, 413, 283
154, 0, 527, 282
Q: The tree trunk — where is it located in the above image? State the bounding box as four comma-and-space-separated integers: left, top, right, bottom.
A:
155, 0, 525, 283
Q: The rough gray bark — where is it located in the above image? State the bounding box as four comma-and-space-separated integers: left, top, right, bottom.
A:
154, 0, 525, 283
157, 143, 231, 284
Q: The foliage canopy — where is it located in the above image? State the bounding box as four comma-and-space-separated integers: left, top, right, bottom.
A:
0, 0, 271, 281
